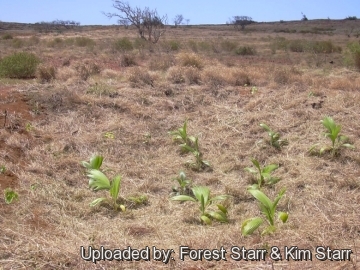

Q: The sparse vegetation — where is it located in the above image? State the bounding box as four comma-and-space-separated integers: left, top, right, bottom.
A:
1, 18, 360, 269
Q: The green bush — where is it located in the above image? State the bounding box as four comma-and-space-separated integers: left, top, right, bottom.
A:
0, 52, 41, 79
2, 33, 13, 40
113, 37, 133, 52
345, 41, 360, 70
166, 40, 180, 51
235, 46, 256, 55
289, 40, 306, 52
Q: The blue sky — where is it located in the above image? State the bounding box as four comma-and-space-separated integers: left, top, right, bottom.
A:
0, 0, 359, 25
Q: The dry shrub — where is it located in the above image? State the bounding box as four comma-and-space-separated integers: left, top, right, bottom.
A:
148, 55, 174, 71
101, 69, 120, 79
176, 52, 204, 69
329, 77, 357, 90
203, 67, 227, 87
56, 67, 76, 82
235, 46, 256, 55
120, 54, 137, 67
36, 64, 56, 83
184, 66, 202, 85
273, 67, 302, 85
74, 61, 101, 81
273, 68, 291, 85
128, 67, 155, 87
229, 69, 251, 86
167, 67, 185, 84
221, 40, 238, 52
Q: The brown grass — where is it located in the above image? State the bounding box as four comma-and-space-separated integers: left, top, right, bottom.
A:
0, 20, 360, 269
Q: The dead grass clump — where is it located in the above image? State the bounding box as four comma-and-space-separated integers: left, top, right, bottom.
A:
101, 68, 120, 79
167, 66, 185, 84
229, 69, 251, 86
36, 64, 56, 83
329, 76, 357, 90
203, 66, 228, 87
47, 37, 63, 48
221, 40, 238, 52
74, 61, 101, 81
273, 68, 293, 85
184, 66, 202, 85
148, 55, 174, 71
176, 52, 204, 69
128, 67, 155, 87
120, 54, 137, 67
56, 67, 76, 81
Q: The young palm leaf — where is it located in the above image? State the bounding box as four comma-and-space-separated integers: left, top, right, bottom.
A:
87, 169, 111, 191
311, 117, 355, 156
82, 155, 103, 170
171, 186, 230, 225
244, 158, 280, 188
260, 123, 288, 148
241, 217, 264, 236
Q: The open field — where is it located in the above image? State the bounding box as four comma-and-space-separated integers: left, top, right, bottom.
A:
1, 20, 360, 269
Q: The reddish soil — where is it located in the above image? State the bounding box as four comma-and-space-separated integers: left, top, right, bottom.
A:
0, 86, 34, 192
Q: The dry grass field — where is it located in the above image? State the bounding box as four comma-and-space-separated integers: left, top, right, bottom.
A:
0, 19, 360, 269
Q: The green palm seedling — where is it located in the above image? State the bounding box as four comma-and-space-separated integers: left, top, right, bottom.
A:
4, 188, 19, 204
244, 158, 280, 189
242, 187, 288, 236
183, 137, 211, 171
87, 169, 125, 211
82, 155, 103, 170
260, 123, 288, 149
310, 116, 355, 157
171, 186, 230, 225
169, 120, 196, 153
171, 171, 192, 196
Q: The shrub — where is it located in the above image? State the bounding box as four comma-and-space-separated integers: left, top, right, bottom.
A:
164, 40, 181, 51
47, 37, 63, 48
0, 52, 40, 79
74, 37, 95, 47
235, 46, 256, 55
289, 40, 306, 52
345, 16, 357, 20
11, 38, 24, 48
148, 55, 174, 71
187, 40, 198, 52
184, 67, 202, 85
167, 67, 185, 84
128, 67, 155, 87
203, 67, 227, 87
177, 53, 204, 69
36, 64, 56, 83
113, 37, 133, 52
345, 41, 360, 70
230, 70, 251, 86
28, 35, 40, 46
2, 33, 13, 40
221, 40, 237, 52
120, 54, 137, 67
75, 62, 101, 81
